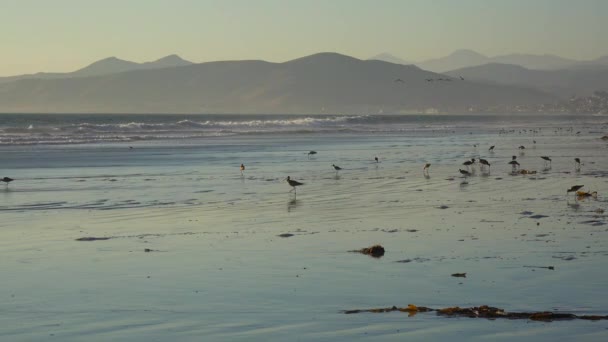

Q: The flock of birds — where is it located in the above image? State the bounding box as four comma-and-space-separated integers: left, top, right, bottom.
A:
271, 145, 596, 199
2, 143, 594, 200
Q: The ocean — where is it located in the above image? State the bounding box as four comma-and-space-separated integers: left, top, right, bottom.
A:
1, 113, 607, 341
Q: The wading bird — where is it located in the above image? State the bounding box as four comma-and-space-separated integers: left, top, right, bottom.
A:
541, 156, 552, 166
508, 160, 520, 169
462, 159, 474, 169
459, 169, 471, 182
240, 164, 245, 176
1, 177, 13, 187
307, 151, 317, 158
574, 158, 581, 168
479, 159, 491, 170
423, 163, 431, 172
489, 145, 495, 151
286, 176, 304, 193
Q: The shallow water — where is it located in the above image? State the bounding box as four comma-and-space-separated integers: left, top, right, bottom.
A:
1, 114, 607, 341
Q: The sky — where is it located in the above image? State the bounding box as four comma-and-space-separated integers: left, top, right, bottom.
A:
1, 0, 607, 76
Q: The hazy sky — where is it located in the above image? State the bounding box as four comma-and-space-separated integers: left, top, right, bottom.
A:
2, 0, 607, 76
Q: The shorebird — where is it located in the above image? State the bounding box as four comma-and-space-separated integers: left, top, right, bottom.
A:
574, 158, 581, 168
541, 156, 552, 166
462, 159, 474, 169
459, 169, 471, 181
518, 145, 525, 150
307, 151, 317, 158
479, 159, 491, 170
508, 160, 520, 168
374, 156, 379, 163
567, 185, 584, 194
286, 176, 304, 193
423, 163, 431, 172
332, 164, 342, 172
1, 177, 13, 186
489, 145, 495, 151
240, 164, 245, 176
512, 155, 517, 161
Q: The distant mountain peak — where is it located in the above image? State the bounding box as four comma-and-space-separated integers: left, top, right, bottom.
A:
285, 52, 361, 64
147, 54, 193, 67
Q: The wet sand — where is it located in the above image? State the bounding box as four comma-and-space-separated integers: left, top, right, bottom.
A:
1, 120, 607, 341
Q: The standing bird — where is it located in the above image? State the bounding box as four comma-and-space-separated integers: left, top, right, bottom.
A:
1, 177, 13, 187
518, 145, 526, 150
374, 156, 379, 163
541, 156, 552, 166
307, 151, 317, 158
489, 145, 495, 151
332, 164, 342, 175
423, 163, 431, 172
567, 185, 584, 194
240, 164, 245, 176
512, 155, 517, 161
285, 176, 304, 193
479, 159, 491, 170
462, 159, 474, 169
459, 169, 471, 181
574, 158, 581, 168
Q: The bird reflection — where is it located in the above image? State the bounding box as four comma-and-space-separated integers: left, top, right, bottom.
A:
287, 198, 301, 212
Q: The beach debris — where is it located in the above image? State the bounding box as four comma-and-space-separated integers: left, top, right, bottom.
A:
451, 273, 467, 278
342, 304, 608, 321
278, 233, 295, 238
518, 169, 537, 175
351, 244, 385, 258
576, 190, 598, 199
75, 237, 111, 241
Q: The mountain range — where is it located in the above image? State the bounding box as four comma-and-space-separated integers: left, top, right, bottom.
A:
0, 55, 193, 84
371, 49, 608, 73
0, 53, 556, 114
445, 63, 608, 98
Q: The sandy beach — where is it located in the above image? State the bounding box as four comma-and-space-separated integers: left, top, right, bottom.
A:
1, 114, 607, 341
